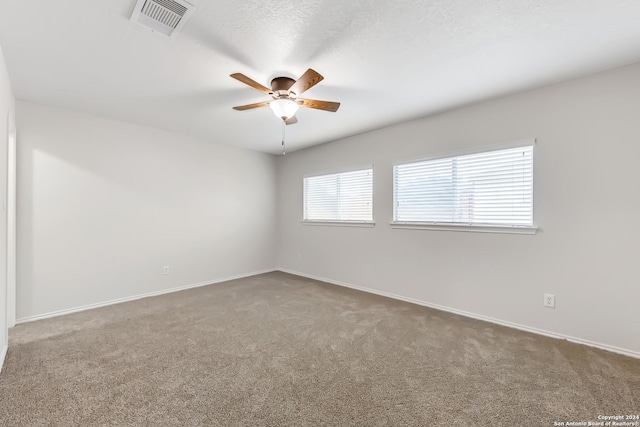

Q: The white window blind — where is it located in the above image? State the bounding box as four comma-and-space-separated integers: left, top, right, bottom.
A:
394, 145, 533, 227
304, 168, 373, 222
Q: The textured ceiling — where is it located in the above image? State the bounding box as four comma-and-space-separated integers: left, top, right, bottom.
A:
1, 0, 640, 154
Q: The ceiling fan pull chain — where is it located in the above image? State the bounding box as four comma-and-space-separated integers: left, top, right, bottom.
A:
281, 119, 286, 156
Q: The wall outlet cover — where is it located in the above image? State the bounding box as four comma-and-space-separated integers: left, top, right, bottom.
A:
544, 293, 555, 308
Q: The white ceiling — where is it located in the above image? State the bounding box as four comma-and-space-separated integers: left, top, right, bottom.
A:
1, 0, 640, 154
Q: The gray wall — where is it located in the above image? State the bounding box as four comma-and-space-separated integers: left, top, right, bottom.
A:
16, 101, 278, 320
277, 62, 640, 356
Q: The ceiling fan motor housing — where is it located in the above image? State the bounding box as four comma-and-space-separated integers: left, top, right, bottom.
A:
271, 77, 296, 95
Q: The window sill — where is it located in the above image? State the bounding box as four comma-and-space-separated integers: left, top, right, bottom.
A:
390, 222, 537, 235
301, 220, 375, 228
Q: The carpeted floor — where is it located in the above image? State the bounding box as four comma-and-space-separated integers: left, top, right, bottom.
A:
0, 272, 638, 426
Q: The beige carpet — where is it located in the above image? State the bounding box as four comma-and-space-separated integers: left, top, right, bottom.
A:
0, 272, 638, 426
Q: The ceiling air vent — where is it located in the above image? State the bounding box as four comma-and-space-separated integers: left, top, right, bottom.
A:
130, 0, 195, 39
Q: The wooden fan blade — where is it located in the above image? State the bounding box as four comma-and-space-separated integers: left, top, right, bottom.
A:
285, 116, 298, 125
230, 73, 272, 94
288, 69, 324, 97
298, 98, 340, 112
232, 101, 270, 111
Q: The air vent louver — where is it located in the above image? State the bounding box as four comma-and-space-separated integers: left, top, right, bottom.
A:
131, 0, 194, 39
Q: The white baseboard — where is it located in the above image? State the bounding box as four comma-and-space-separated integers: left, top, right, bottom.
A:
278, 268, 640, 360
16, 269, 276, 325
0, 345, 7, 372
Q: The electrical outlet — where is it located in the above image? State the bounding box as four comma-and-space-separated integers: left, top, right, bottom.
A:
544, 293, 555, 308
163, 266, 170, 275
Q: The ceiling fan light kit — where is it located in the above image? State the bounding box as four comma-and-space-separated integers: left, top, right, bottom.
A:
269, 98, 299, 120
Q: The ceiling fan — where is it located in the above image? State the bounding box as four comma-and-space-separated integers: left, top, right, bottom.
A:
230, 69, 340, 125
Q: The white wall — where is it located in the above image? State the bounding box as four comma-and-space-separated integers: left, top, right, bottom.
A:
17, 101, 277, 320
0, 43, 15, 365
277, 62, 640, 356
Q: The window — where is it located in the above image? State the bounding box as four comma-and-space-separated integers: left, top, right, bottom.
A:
303, 168, 373, 224
393, 142, 534, 232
